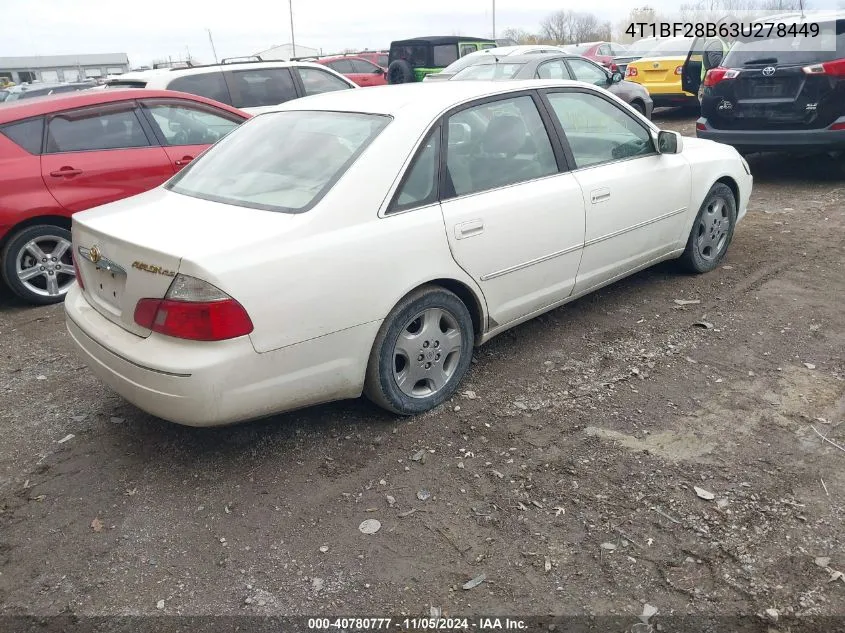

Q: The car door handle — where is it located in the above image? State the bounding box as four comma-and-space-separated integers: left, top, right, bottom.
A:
175, 156, 194, 166
49, 167, 83, 177
590, 188, 611, 203
455, 219, 484, 240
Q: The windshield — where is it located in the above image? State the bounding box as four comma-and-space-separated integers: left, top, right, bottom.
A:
166, 111, 390, 213
723, 21, 844, 66
452, 62, 525, 80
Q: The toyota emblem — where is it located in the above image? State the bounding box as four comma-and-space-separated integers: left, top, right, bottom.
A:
762, 66, 776, 76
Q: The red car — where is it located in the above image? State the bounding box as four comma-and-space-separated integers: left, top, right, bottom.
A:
354, 51, 389, 69
0, 88, 249, 305
316, 55, 388, 87
566, 41, 630, 70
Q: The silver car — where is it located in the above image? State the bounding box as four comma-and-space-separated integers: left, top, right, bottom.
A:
449, 53, 654, 119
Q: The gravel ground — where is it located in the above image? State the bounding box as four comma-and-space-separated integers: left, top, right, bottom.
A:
1, 110, 844, 632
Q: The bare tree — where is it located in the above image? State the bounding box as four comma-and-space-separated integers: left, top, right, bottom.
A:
540, 10, 576, 43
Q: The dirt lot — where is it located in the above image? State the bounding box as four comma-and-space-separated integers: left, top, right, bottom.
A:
1, 111, 844, 632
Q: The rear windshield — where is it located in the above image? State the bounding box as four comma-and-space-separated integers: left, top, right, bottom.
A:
723, 20, 845, 66
645, 38, 694, 56
166, 111, 390, 213
452, 62, 525, 80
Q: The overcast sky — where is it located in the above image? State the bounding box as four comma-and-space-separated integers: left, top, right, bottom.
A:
3, 0, 842, 66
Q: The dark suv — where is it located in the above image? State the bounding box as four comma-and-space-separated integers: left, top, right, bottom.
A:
685, 13, 845, 153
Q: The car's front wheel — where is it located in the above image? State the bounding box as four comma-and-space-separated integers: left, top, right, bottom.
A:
364, 285, 474, 415
1, 224, 75, 305
678, 182, 737, 274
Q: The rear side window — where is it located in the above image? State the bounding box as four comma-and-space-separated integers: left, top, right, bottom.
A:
377, 54, 388, 67
168, 72, 232, 105
0, 118, 44, 154
296, 67, 352, 95
328, 60, 356, 74
226, 68, 298, 108
433, 44, 459, 66
46, 104, 151, 153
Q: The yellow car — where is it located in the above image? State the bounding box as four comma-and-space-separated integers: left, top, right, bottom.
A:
624, 38, 700, 108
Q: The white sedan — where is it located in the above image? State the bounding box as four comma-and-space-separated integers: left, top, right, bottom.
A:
65, 80, 752, 426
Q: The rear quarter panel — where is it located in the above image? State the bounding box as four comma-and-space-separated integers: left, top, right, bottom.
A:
0, 135, 67, 242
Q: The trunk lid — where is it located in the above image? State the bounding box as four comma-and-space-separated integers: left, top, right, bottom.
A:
72, 187, 296, 337
630, 56, 683, 84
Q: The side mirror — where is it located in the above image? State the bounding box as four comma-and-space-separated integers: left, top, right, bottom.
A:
611, 71, 623, 83
657, 130, 683, 154
375, 67, 385, 74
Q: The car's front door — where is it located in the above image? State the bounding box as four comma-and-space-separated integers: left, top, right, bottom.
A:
40, 101, 172, 212
138, 98, 244, 172
541, 88, 691, 295
438, 92, 586, 327
350, 59, 387, 86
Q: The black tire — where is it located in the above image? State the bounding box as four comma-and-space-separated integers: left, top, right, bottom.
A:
678, 182, 737, 274
387, 59, 415, 84
1, 224, 74, 305
364, 285, 474, 415
630, 100, 646, 117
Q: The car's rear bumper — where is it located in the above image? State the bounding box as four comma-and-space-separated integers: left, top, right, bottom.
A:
650, 92, 698, 107
696, 118, 845, 151
64, 283, 380, 427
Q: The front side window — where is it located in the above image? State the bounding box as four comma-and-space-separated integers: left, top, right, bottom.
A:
445, 95, 558, 197
566, 58, 609, 86
536, 60, 572, 80
46, 104, 150, 153
452, 63, 525, 80
546, 91, 654, 169
168, 72, 232, 105
166, 111, 390, 213
227, 68, 297, 108
390, 127, 440, 213
433, 44, 459, 66
0, 117, 44, 154
143, 101, 242, 146
295, 67, 352, 95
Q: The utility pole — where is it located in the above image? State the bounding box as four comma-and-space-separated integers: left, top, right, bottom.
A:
492, 0, 496, 39
207, 28, 219, 64
289, 0, 297, 58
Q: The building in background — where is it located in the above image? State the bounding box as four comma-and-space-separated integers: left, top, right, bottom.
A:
254, 43, 321, 60
0, 53, 130, 84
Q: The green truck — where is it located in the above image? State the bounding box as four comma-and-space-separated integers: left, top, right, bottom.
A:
386, 36, 497, 84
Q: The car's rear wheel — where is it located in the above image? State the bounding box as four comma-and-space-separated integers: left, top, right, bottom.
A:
1, 224, 75, 305
364, 285, 473, 415
678, 182, 736, 274
387, 59, 414, 84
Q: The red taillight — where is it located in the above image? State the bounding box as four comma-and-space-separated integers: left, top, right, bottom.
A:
696, 122, 707, 131
802, 58, 845, 76
72, 252, 84, 289
134, 274, 253, 341
830, 121, 845, 131
625, 66, 638, 77
702, 67, 739, 87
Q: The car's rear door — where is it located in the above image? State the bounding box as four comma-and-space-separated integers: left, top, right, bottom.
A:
40, 100, 172, 213
438, 91, 587, 326
137, 98, 245, 172
540, 88, 691, 295
350, 59, 386, 86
